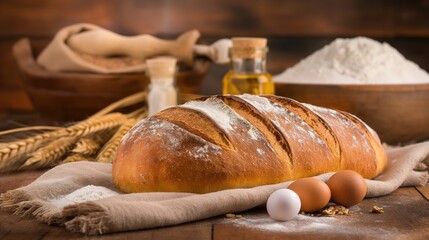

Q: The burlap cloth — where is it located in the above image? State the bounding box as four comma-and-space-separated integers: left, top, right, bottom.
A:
36, 23, 200, 74
1, 141, 428, 235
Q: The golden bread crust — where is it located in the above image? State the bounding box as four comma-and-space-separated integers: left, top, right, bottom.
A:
113, 95, 387, 193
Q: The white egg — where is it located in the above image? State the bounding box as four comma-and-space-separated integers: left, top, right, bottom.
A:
267, 189, 301, 221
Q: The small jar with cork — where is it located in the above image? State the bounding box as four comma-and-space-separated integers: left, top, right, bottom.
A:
146, 57, 178, 116
222, 37, 274, 95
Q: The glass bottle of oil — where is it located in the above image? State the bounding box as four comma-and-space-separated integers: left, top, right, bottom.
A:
223, 37, 274, 95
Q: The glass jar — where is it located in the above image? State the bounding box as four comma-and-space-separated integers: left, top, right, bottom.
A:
223, 38, 274, 95
146, 57, 178, 116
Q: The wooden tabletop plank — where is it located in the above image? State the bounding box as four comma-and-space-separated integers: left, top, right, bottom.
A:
0, 170, 45, 193
0, 212, 214, 240
416, 185, 429, 201
213, 187, 429, 240
0, 170, 214, 240
1, 170, 428, 239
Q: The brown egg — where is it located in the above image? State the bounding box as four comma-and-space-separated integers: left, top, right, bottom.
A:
288, 177, 331, 212
327, 170, 367, 207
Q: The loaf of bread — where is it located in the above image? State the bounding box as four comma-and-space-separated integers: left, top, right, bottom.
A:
113, 94, 387, 193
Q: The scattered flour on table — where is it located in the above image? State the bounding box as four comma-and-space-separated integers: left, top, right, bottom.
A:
232, 214, 396, 236
274, 37, 429, 84
234, 214, 338, 233
49, 185, 119, 208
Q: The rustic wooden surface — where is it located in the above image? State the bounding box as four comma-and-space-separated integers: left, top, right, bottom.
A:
1, 0, 429, 111
1, 0, 429, 37
0, 165, 428, 239
1, 1, 429, 237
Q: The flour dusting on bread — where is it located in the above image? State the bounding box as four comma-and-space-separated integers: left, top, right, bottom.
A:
304, 103, 373, 153
182, 98, 235, 131
113, 94, 387, 193
181, 97, 271, 149
238, 94, 327, 147
123, 117, 222, 161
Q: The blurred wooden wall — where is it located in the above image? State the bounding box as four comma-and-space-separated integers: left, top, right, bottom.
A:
1, 0, 429, 111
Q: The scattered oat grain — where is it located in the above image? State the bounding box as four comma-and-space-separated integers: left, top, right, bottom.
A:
371, 206, 384, 213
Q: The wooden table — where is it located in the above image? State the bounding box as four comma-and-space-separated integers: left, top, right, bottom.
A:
0, 113, 429, 239
0, 169, 428, 240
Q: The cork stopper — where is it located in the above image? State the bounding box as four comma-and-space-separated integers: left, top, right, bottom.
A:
146, 57, 177, 79
231, 38, 268, 58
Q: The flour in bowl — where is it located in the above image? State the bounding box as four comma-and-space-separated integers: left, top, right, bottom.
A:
274, 37, 429, 84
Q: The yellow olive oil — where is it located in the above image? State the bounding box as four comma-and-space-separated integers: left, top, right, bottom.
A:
222, 37, 274, 95
222, 72, 274, 95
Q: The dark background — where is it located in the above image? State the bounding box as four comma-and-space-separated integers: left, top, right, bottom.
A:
1, 0, 428, 111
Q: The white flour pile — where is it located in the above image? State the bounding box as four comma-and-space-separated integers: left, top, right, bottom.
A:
49, 185, 119, 208
274, 37, 429, 84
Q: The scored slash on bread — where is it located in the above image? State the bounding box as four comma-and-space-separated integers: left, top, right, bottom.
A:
214, 95, 293, 169
155, 106, 234, 151
113, 94, 387, 194
336, 110, 387, 176
263, 96, 342, 176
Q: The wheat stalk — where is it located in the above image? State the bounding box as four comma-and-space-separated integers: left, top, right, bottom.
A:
0, 131, 58, 172
96, 118, 140, 163
0, 85, 148, 173
63, 113, 127, 137
62, 154, 92, 163
0, 113, 127, 172
90, 90, 147, 119
67, 129, 114, 160
72, 137, 102, 156
63, 135, 115, 164
95, 109, 147, 163
20, 113, 126, 170
0, 126, 62, 136
20, 137, 78, 169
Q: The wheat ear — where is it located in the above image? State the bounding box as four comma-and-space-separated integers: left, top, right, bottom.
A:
66, 130, 114, 162
20, 113, 126, 169
96, 118, 139, 163
95, 109, 147, 163
72, 137, 102, 156
20, 137, 78, 169
63, 113, 127, 137
62, 154, 92, 163
0, 131, 58, 172
0, 113, 127, 172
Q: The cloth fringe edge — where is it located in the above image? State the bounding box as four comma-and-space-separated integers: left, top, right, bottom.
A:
0, 190, 31, 213
64, 202, 112, 235
0, 189, 64, 225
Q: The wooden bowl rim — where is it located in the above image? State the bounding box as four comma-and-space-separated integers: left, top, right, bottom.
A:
275, 82, 429, 91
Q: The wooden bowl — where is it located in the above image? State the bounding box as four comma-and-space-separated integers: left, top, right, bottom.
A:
275, 83, 429, 144
13, 38, 210, 121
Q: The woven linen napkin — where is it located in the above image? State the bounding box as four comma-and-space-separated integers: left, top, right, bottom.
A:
36, 23, 200, 74
1, 141, 428, 235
